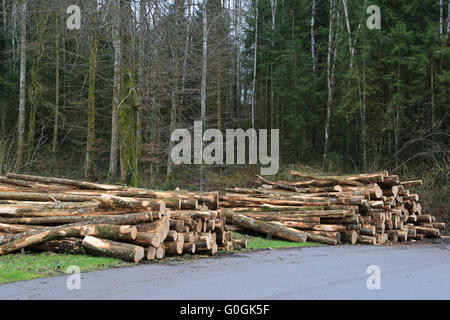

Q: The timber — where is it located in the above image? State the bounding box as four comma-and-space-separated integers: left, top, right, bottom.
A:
82, 236, 144, 263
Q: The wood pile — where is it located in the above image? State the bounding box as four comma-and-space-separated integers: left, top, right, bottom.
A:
0, 170, 443, 262
221, 170, 445, 245
0, 173, 240, 263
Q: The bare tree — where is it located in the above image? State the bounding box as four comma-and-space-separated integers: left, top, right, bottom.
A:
440, 0, 444, 40
200, 0, 208, 190
251, 0, 258, 129
109, 0, 121, 181
234, 0, 241, 126
16, 0, 27, 168
311, 0, 316, 74
85, 0, 98, 178
270, 0, 277, 127
51, 8, 60, 166
323, 0, 336, 163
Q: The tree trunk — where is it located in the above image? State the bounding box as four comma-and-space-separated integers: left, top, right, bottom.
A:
251, 0, 258, 129
85, 0, 98, 179
51, 13, 60, 164
341, 0, 353, 69
199, 0, 208, 191
16, 0, 27, 168
109, 0, 121, 181
323, 0, 335, 162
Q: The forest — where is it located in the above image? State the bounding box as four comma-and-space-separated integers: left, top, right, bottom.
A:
0, 0, 448, 216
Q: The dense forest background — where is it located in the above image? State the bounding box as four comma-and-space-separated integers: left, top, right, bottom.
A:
0, 0, 448, 215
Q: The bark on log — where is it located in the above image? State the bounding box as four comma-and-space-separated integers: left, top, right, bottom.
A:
416, 215, 433, 224
195, 239, 211, 251
81, 224, 137, 241
232, 239, 248, 249
321, 216, 359, 224
30, 238, 84, 254
0, 223, 38, 233
0, 225, 84, 253
133, 232, 161, 247
0, 212, 155, 225
387, 230, 398, 242
165, 238, 184, 255
290, 170, 362, 186
400, 180, 423, 188
303, 231, 337, 245
360, 224, 376, 236
340, 230, 357, 244
309, 231, 341, 243
170, 219, 185, 232
408, 226, 440, 238
7, 173, 119, 190
183, 242, 196, 254
375, 234, 385, 244
397, 230, 408, 242
357, 235, 377, 245
82, 235, 144, 262
231, 213, 307, 243
166, 230, 178, 242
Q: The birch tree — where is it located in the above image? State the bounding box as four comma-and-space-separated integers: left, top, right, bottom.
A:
251, 0, 258, 129
270, 0, 277, 127
200, 0, 208, 191
323, 0, 335, 162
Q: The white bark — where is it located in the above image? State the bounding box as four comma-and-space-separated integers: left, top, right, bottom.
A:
200, 0, 208, 190
16, 0, 27, 167
251, 0, 258, 129
201, 1, 207, 123
341, 0, 353, 69
324, 0, 335, 161
270, 0, 277, 125
447, 1, 450, 35
109, 0, 121, 180
235, 0, 241, 125
440, 0, 444, 39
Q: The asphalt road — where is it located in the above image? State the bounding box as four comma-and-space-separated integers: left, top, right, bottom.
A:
1, 243, 449, 299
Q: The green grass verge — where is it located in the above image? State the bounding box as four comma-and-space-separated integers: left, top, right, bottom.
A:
232, 231, 322, 250
0, 232, 322, 285
0, 252, 130, 285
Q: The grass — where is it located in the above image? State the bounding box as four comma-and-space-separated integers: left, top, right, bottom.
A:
0, 232, 322, 285
0, 251, 130, 285
232, 231, 322, 250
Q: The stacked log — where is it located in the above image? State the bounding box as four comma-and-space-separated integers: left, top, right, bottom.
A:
0, 174, 224, 262
0, 171, 444, 262
221, 171, 444, 245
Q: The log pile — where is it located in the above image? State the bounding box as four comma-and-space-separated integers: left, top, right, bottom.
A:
0, 173, 235, 262
0, 170, 443, 263
221, 170, 445, 245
